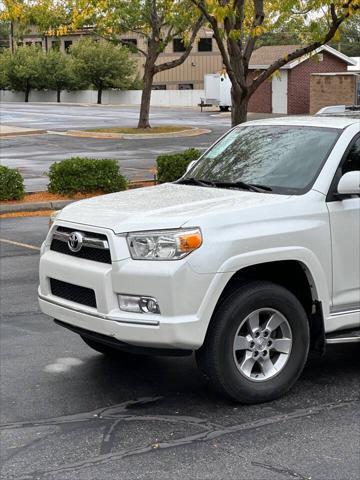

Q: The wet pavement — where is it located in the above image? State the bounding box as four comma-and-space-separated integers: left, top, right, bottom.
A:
0, 216, 359, 480
0, 103, 233, 192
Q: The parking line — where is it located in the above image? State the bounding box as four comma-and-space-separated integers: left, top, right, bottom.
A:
0, 238, 40, 251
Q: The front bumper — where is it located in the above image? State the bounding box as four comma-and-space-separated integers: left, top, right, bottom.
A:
38, 289, 208, 350
38, 226, 230, 350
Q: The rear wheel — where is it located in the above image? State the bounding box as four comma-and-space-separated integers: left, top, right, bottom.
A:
196, 281, 310, 403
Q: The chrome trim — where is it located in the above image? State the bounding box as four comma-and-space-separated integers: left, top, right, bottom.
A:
38, 293, 160, 326
329, 308, 360, 317
326, 336, 360, 344
53, 230, 109, 250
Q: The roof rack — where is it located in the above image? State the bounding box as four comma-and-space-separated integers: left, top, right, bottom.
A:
316, 105, 360, 115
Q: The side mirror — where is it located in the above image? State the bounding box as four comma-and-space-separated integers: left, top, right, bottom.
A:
337, 171, 360, 196
186, 160, 197, 173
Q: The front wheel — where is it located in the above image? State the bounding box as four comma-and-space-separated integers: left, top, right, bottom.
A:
196, 281, 310, 404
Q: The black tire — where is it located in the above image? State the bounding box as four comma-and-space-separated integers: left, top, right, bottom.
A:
81, 336, 138, 359
196, 281, 310, 404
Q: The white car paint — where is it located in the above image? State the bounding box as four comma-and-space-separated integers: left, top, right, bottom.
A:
38, 116, 360, 350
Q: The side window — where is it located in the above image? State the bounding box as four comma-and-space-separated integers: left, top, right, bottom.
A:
342, 137, 360, 174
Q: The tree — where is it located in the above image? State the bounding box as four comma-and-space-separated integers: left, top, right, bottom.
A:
2, 45, 44, 101
191, 0, 360, 126
70, 0, 204, 128
69, 38, 135, 104
330, 16, 360, 56
40, 49, 75, 102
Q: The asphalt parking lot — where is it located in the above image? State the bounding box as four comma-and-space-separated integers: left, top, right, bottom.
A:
0, 103, 281, 192
0, 103, 234, 192
0, 215, 359, 480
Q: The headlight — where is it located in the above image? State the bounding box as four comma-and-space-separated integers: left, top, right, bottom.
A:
126, 228, 202, 260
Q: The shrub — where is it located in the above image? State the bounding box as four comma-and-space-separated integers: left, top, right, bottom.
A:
48, 157, 127, 195
156, 148, 201, 183
0, 166, 25, 201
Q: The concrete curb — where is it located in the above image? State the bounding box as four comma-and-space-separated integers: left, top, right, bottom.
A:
48, 127, 211, 140
0, 129, 46, 137
0, 199, 74, 214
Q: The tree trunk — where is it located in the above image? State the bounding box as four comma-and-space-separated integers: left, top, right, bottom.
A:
25, 81, 30, 103
57, 89, 61, 103
138, 56, 156, 129
97, 87, 102, 105
231, 87, 248, 126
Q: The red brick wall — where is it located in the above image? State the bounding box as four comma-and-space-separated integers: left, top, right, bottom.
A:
287, 52, 347, 114
248, 71, 272, 113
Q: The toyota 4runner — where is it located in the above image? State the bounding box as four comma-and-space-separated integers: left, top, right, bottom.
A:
39, 114, 360, 404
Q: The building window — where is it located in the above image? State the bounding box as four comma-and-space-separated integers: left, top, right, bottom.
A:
152, 85, 167, 90
178, 84, 193, 90
51, 40, 61, 51
64, 40, 73, 53
198, 38, 212, 52
173, 38, 186, 52
25, 41, 32, 46
122, 38, 137, 46
122, 38, 138, 52
35, 41, 43, 48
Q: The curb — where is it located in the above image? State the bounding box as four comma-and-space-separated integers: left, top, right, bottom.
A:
0, 199, 74, 214
48, 127, 211, 139
0, 129, 46, 137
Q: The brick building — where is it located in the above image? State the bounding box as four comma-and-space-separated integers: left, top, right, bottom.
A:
310, 73, 360, 114
248, 45, 356, 114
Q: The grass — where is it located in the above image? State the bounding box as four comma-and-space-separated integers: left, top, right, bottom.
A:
86, 126, 192, 134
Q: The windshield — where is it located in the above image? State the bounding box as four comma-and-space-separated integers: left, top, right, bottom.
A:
184, 125, 340, 194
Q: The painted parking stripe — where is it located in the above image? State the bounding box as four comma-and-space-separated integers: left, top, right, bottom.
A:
0, 238, 40, 251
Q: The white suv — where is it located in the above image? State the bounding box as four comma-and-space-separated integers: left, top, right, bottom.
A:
39, 115, 360, 404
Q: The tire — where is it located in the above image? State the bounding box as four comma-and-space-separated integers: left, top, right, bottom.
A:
81, 336, 138, 359
196, 281, 310, 404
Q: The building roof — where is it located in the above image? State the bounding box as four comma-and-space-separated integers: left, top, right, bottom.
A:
348, 57, 360, 71
249, 44, 356, 70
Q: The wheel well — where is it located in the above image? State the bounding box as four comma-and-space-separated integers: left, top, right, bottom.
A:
214, 260, 325, 354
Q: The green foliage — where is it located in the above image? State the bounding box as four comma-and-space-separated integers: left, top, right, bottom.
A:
39, 48, 77, 93
330, 15, 360, 56
0, 45, 45, 99
156, 148, 201, 183
0, 165, 25, 201
69, 38, 135, 92
47, 157, 128, 195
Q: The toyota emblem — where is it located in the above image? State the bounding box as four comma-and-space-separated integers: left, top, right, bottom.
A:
68, 231, 83, 252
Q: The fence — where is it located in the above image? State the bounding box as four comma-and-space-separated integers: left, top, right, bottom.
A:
0, 89, 205, 107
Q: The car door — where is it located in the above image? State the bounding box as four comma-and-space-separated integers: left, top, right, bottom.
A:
327, 134, 360, 314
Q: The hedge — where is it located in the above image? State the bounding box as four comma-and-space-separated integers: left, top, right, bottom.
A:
0, 166, 25, 201
156, 148, 201, 183
48, 157, 127, 195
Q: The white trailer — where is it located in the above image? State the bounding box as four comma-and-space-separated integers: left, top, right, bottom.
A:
200, 73, 232, 111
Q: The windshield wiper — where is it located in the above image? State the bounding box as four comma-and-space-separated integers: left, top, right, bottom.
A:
212, 181, 272, 192
176, 177, 217, 188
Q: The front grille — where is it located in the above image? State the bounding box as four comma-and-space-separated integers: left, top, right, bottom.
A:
50, 278, 97, 308
50, 226, 111, 264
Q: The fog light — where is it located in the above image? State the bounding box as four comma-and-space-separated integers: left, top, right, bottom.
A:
118, 295, 160, 314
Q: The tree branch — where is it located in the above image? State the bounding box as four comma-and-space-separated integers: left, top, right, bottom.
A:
243, 0, 264, 65
248, 4, 352, 96
154, 15, 204, 74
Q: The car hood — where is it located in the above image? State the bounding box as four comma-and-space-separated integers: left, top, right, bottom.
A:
57, 183, 290, 233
